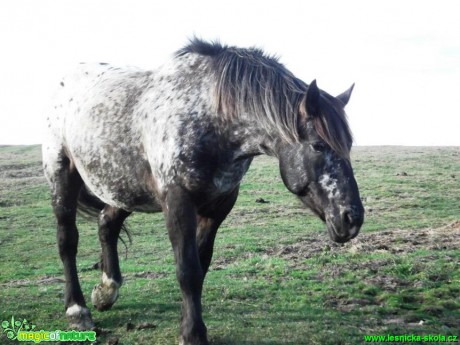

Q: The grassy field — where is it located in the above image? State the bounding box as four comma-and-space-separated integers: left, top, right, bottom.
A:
0, 145, 459, 345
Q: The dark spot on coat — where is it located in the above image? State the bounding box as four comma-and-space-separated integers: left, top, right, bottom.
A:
60, 81, 65, 87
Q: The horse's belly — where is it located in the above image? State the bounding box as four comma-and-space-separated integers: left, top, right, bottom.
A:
83, 173, 162, 213
70, 147, 162, 213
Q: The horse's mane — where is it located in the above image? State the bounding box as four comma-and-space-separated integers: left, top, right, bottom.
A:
176, 38, 353, 159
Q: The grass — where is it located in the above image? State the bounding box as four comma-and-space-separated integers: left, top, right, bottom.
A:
0, 145, 459, 344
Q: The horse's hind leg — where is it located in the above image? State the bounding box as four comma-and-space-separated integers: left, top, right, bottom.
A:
50, 154, 94, 330
92, 205, 131, 311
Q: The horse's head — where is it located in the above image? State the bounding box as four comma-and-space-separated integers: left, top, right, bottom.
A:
278, 81, 364, 243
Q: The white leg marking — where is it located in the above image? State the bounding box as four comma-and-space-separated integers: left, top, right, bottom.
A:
66, 304, 89, 317
102, 271, 120, 287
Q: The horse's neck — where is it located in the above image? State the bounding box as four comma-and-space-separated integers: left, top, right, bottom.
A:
217, 116, 279, 159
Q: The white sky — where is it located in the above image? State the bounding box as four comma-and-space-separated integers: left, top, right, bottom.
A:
0, 0, 459, 145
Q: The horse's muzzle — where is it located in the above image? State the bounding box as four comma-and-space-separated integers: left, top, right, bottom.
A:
326, 205, 364, 243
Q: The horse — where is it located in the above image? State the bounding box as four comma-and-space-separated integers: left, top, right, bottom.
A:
42, 38, 364, 345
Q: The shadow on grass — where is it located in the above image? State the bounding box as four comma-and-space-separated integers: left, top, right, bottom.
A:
211, 335, 305, 345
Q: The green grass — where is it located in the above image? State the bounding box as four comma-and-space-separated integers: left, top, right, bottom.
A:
0, 145, 459, 344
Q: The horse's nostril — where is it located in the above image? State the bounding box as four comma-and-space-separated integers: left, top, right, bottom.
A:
342, 210, 351, 225
342, 209, 359, 226
347, 211, 353, 224
341, 207, 364, 230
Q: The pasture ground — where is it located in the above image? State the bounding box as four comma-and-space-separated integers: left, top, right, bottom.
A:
0, 145, 459, 344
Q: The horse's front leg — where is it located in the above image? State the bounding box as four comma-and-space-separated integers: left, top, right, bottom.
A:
197, 186, 239, 277
92, 206, 131, 311
165, 185, 208, 345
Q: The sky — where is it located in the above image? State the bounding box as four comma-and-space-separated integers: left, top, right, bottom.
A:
0, 0, 459, 146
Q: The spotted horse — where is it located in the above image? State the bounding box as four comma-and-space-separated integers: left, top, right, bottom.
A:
43, 38, 364, 345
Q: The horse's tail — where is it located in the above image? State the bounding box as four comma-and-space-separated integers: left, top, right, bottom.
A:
77, 185, 132, 256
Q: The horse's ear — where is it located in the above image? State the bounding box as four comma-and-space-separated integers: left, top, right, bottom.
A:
336, 83, 355, 106
300, 80, 320, 120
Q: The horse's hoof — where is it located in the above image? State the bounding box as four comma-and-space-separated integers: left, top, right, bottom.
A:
91, 282, 119, 311
66, 305, 95, 330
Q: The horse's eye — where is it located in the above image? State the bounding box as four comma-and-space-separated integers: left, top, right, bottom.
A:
311, 142, 327, 152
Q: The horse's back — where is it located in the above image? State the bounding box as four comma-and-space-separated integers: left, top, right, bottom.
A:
45, 62, 151, 141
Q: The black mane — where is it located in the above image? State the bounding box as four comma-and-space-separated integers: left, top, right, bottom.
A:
177, 38, 353, 158
176, 38, 226, 57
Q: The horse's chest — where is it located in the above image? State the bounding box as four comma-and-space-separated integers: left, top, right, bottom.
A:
210, 162, 250, 193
